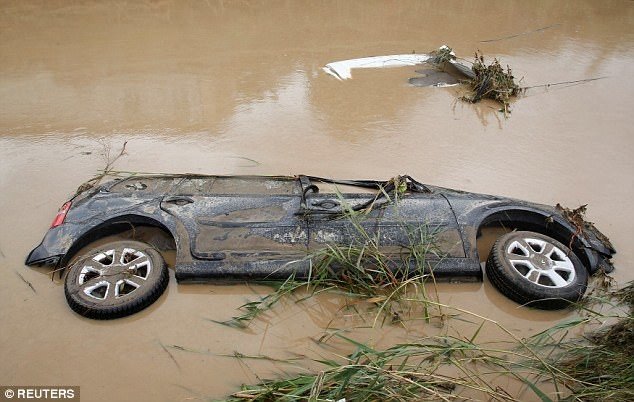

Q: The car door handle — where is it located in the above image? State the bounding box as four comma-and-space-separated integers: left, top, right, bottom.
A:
163, 196, 194, 206
311, 200, 340, 209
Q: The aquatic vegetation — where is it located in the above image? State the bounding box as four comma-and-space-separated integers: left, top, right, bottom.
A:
216, 265, 632, 401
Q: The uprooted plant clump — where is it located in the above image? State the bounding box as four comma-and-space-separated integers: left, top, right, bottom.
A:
462, 52, 521, 115
418, 47, 521, 115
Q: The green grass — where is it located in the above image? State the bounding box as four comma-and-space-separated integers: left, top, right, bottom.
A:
215, 283, 632, 401
225, 335, 511, 401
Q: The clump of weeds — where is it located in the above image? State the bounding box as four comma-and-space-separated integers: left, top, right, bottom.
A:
462, 51, 521, 116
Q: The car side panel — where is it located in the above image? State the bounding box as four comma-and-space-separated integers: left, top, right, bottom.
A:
161, 195, 308, 262
305, 193, 466, 258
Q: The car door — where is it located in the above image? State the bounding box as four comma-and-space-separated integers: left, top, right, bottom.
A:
304, 188, 465, 259
160, 176, 308, 264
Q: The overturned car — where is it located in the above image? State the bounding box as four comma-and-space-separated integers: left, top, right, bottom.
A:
26, 174, 615, 319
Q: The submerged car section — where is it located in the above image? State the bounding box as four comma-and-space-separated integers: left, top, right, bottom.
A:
25, 174, 616, 318
165, 175, 471, 281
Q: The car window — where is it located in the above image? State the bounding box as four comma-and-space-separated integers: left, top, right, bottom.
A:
109, 176, 300, 195
314, 182, 377, 195
209, 177, 300, 195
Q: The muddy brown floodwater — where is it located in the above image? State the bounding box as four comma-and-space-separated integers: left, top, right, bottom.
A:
1, 1, 633, 401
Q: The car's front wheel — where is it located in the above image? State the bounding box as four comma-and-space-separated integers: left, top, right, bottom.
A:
64, 240, 168, 319
486, 231, 588, 309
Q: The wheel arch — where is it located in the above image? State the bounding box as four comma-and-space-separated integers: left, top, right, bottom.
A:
473, 207, 598, 272
60, 213, 181, 267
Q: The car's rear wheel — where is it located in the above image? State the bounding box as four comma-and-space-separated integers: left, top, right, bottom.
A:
64, 240, 168, 319
486, 231, 588, 309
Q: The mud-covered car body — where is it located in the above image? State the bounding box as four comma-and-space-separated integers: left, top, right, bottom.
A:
26, 174, 615, 283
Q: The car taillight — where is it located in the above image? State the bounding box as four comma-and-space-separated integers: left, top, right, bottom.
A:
51, 201, 72, 228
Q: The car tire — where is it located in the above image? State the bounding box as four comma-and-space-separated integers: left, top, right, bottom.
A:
64, 240, 168, 319
486, 231, 588, 309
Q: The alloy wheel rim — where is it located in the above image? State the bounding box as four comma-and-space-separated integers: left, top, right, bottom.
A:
504, 237, 575, 288
77, 247, 152, 301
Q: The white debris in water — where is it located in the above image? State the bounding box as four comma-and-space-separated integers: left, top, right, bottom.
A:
323, 54, 432, 80
323, 46, 454, 80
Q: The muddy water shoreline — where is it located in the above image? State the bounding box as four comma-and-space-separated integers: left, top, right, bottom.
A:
1, 1, 633, 401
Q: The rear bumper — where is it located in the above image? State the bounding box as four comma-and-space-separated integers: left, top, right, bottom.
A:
25, 244, 62, 266
24, 224, 77, 267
